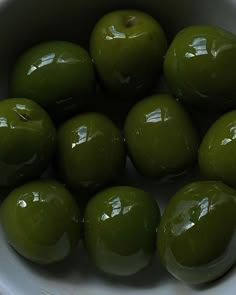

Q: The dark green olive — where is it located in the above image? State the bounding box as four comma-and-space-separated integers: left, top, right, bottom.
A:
90, 10, 167, 98
57, 113, 126, 191
124, 94, 199, 178
1, 180, 81, 264
157, 181, 236, 284
164, 25, 236, 109
10, 41, 95, 120
84, 186, 160, 276
199, 110, 236, 187
0, 98, 55, 187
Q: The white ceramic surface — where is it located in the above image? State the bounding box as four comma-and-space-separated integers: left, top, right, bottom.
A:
0, 0, 235, 294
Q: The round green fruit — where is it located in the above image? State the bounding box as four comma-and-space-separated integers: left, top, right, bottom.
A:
199, 110, 236, 187
164, 25, 236, 109
57, 113, 126, 191
90, 10, 167, 98
157, 181, 236, 284
124, 94, 199, 178
10, 41, 95, 120
1, 180, 81, 264
0, 98, 55, 187
84, 186, 160, 276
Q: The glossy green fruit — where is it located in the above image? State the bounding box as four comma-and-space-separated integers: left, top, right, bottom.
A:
157, 181, 236, 284
199, 110, 236, 187
84, 186, 160, 276
10, 41, 95, 120
0, 98, 55, 187
1, 180, 81, 264
164, 25, 236, 109
124, 94, 199, 178
57, 113, 126, 191
90, 10, 167, 98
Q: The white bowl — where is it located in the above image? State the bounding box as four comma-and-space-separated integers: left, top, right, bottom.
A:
0, 0, 235, 294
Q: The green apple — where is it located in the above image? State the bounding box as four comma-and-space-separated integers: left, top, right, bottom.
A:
0, 98, 56, 186
90, 10, 167, 98
10, 41, 95, 121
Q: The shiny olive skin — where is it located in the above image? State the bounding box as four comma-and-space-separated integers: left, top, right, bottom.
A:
1, 180, 81, 264
57, 113, 126, 191
10, 41, 95, 119
164, 25, 236, 109
90, 10, 167, 98
124, 94, 199, 178
157, 181, 236, 284
84, 186, 160, 276
0, 98, 55, 187
199, 110, 236, 187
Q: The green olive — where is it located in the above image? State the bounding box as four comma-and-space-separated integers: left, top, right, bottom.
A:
10, 41, 95, 120
84, 186, 160, 276
199, 110, 236, 187
90, 10, 167, 98
164, 25, 236, 109
157, 181, 236, 284
57, 113, 126, 191
0, 98, 55, 187
1, 180, 81, 264
124, 94, 199, 178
